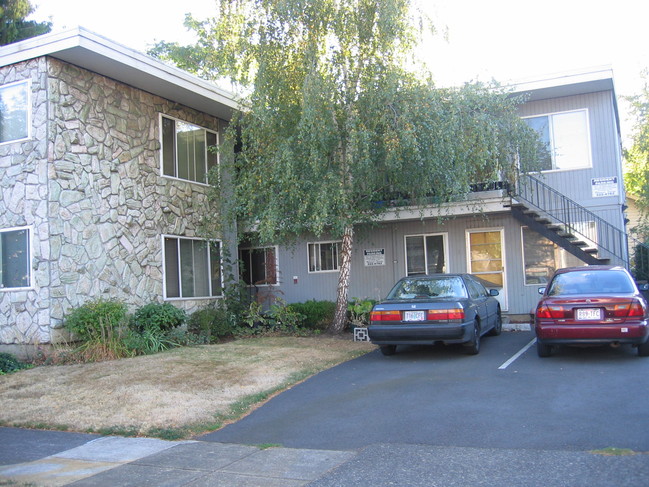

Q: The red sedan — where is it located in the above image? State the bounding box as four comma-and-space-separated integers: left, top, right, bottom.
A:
533, 266, 649, 357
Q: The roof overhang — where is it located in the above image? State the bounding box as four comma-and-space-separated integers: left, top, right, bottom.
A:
507, 66, 620, 134
376, 190, 511, 222
507, 66, 616, 101
0, 27, 241, 120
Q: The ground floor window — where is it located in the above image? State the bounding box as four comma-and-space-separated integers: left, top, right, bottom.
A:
0, 227, 30, 290
308, 241, 341, 272
405, 234, 446, 276
239, 246, 278, 285
163, 236, 222, 298
522, 227, 586, 285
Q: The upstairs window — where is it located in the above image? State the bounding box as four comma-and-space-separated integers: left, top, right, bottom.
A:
0, 227, 31, 290
308, 241, 341, 273
161, 115, 218, 183
163, 236, 222, 299
0, 80, 29, 144
524, 109, 591, 171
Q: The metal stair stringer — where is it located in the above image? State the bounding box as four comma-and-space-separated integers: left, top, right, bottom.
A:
509, 203, 609, 265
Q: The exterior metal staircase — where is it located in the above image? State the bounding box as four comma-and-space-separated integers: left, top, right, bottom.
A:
507, 173, 627, 267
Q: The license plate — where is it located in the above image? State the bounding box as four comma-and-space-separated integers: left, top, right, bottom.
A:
575, 308, 602, 321
404, 311, 425, 322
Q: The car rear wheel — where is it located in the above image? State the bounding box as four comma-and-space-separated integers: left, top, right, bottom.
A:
637, 341, 649, 357
463, 321, 481, 355
536, 339, 552, 357
487, 308, 502, 336
380, 345, 397, 356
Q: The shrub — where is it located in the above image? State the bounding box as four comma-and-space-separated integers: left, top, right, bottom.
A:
64, 299, 128, 342
187, 307, 234, 342
130, 302, 186, 332
267, 299, 305, 329
348, 298, 376, 328
0, 352, 30, 374
287, 300, 336, 330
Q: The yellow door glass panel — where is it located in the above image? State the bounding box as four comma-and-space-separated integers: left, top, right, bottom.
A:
470, 232, 500, 245
470, 244, 502, 260
471, 260, 502, 272
476, 273, 503, 287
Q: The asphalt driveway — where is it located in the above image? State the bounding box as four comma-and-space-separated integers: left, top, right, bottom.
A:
201, 331, 649, 453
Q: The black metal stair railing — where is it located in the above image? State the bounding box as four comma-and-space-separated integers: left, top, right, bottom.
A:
509, 173, 628, 268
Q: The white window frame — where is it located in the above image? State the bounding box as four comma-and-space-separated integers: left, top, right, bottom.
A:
159, 114, 219, 185
307, 241, 342, 273
239, 245, 279, 286
0, 225, 32, 291
162, 235, 223, 300
523, 108, 592, 172
0, 80, 31, 146
404, 233, 449, 276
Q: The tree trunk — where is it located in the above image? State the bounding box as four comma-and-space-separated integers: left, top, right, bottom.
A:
330, 225, 354, 334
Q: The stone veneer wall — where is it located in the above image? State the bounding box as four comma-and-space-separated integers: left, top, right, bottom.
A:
0, 58, 49, 345
0, 57, 228, 345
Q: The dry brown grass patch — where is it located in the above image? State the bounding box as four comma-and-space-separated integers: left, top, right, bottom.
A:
0, 336, 373, 437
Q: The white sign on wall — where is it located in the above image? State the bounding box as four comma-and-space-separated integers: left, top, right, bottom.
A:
591, 177, 618, 198
364, 249, 385, 267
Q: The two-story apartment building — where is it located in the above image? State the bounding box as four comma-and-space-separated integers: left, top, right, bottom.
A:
0, 28, 627, 347
243, 68, 627, 319
0, 28, 239, 348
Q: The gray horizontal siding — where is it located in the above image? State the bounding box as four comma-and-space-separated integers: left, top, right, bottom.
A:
271, 212, 556, 316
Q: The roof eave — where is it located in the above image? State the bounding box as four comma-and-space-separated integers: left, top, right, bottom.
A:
0, 27, 241, 121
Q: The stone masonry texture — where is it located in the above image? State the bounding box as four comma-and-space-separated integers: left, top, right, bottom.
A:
0, 57, 226, 344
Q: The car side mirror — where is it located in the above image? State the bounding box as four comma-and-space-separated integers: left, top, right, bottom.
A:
538, 287, 545, 295
489, 289, 499, 296
637, 283, 649, 291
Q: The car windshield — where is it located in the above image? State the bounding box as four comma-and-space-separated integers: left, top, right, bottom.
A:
547, 269, 635, 296
387, 277, 467, 300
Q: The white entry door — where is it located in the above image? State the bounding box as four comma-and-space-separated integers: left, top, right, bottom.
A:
466, 229, 507, 311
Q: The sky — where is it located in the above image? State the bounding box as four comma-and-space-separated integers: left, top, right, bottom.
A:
31, 0, 649, 142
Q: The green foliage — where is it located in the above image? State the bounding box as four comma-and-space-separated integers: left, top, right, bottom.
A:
122, 327, 177, 355
64, 299, 128, 342
0, 352, 30, 374
130, 302, 186, 333
267, 299, 305, 329
347, 298, 376, 328
0, 0, 51, 45
152, 0, 540, 333
625, 71, 649, 240
187, 306, 235, 342
287, 300, 336, 330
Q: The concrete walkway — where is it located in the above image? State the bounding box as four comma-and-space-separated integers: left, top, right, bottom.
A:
0, 433, 355, 486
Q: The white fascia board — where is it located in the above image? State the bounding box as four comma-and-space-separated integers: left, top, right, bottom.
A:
507, 66, 615, 101
376, 193, 511, 222
0, 27, 242, 120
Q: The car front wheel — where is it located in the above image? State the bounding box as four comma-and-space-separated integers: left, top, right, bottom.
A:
463, 321, 481, 355
487, 309, 502, 336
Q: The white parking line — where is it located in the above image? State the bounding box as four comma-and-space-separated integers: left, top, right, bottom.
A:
498, 338, 537, 370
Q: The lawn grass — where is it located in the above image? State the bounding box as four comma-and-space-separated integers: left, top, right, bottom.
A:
0, 335, 374, 439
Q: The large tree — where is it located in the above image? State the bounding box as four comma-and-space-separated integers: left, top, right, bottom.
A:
153, 0, 540, 332
0, 0, 51, 46
625, 72, 649, 239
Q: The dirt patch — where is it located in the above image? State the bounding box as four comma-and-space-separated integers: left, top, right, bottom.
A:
0, 336, 374, 436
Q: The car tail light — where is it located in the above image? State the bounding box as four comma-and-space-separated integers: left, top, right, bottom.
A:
535, 303, 567, 319
370, 310, 401, 322
427, 308, 464, 321
612, 299, 646, 318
